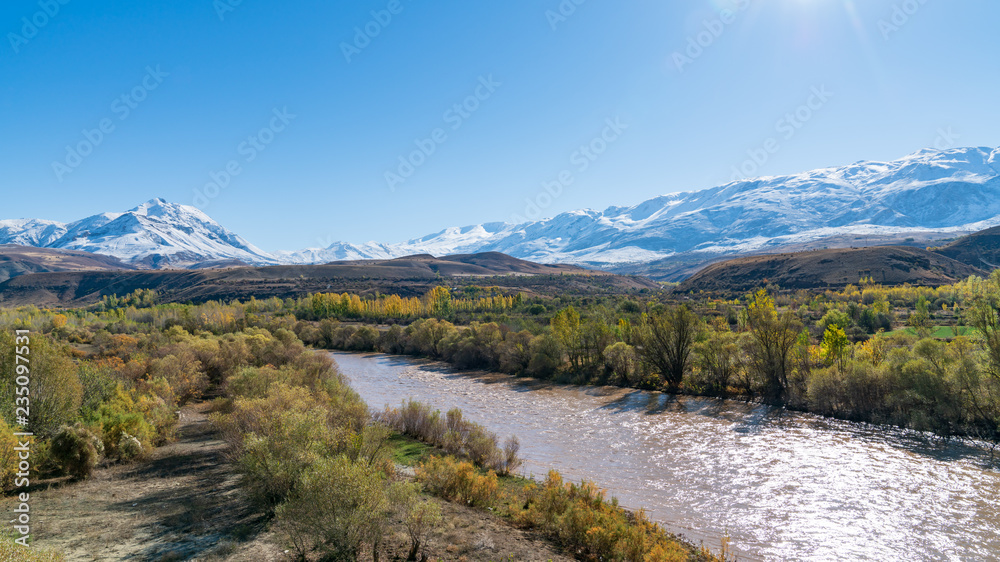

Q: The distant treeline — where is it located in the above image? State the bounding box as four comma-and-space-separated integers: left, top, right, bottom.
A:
9, 273, 1000, 445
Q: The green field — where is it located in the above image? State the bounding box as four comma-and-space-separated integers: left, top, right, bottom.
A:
888, 325, 979, 338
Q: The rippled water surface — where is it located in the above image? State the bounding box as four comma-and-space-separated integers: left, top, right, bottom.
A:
332, 352, 1000, 561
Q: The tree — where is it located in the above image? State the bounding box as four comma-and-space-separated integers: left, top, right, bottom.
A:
693, 329, 742, 394
637, 305, 700, 387
964, 270, 1000, 385
604, 342, 639, 385
426, 286, 454, 319
744, 289, 800, 401
820, 325, 850, 373
551, 307, 582, 369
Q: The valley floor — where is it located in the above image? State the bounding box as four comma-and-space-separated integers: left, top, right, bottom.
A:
3, 402, 576, 562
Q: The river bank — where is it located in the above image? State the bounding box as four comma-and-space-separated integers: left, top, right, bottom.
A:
332, 351, 1000, 561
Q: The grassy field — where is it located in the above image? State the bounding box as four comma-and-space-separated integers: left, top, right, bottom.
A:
888, 325, 979, 338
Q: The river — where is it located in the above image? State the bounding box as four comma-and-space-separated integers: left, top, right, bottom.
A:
331, 352, 1000, 561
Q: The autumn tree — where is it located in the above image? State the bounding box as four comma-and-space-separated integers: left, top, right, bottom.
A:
551, 307, 582, 369
744, 289, 801, 402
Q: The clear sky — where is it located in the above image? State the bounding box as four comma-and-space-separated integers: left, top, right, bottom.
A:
2, 0, 998, 252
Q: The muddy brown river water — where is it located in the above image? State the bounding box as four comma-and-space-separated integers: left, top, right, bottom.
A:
332, 352, 1000, 561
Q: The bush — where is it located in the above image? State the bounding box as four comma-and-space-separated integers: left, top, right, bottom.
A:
378, 401, 521, 474
232, 401, 343, 512
117, 433, 144, 461
50, 424, 101, 480
604, 342, 639, 385
148, 351, 208, 405
395, 484, 442, 561
0, 336, 83, 438
512, 470, 694, 562
528, 334, 563, 378
416, 456, 499, 507
0, 418, 19, 491
275, 455, 394, 561
98, 386, 156, 460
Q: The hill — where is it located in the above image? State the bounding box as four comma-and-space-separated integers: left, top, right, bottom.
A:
932, 226, 1000, 271
0, 245, 132, 283
677, 246, 985, 293
0, 252, 657, 308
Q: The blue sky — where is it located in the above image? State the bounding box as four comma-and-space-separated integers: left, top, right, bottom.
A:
2, 0, 998, 252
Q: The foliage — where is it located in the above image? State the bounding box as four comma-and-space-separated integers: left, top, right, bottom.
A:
50, 424, 101, 480
275, 455, 395, 561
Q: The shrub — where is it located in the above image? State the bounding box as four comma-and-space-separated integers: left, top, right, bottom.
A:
380, 401, 521, 473
235, 405, 341, 512
0, 418, 19, 491
117, 433, 144, 461
98, 387, 156, 460
604, 342, 639, 385
396, 484, 442, 561
4, 336, 83, 437
346, 326, 380, 351
416, 456, 499, 507
498, 435, 523, 476
528, 334, 563, 377
148, 351, 208, 405
50, 424, 101, 480
275, 455, 393, 561
513, 470, 695, 562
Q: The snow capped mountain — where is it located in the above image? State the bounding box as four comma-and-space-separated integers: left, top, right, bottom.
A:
4, 146, 1000, 274
0, 218, 67, 247
286, 146, 1000, 268
0, 199, 276, 268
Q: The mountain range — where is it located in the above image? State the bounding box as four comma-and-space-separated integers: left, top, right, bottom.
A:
0, 199, 274, 269
3, 146, 999, 279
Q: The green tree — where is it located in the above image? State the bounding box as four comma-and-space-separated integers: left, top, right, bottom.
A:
744, 289, 800, 401
0, 335, 82, 437
426, 286, 454, 319
551, 307, 582, 369
693, 329, 742, 393
637, 305, 700, 387
820, 325, 850, 373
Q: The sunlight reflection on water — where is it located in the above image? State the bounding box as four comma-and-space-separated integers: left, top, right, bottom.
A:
333, 352, 1000, 562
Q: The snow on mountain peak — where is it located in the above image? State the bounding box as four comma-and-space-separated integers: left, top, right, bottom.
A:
284, 145, 1000, 268
1, 200, 275, 268
4, 146, 1000, 271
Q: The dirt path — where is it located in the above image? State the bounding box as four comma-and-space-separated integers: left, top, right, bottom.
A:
7, 402, 285, 561
5, 402, 575, 561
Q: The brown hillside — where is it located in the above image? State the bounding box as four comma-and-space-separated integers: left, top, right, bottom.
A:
0, 252, 656, 307
0, 245, 132, 283
932, 226, 1000, 271
678, 246, 984, 293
